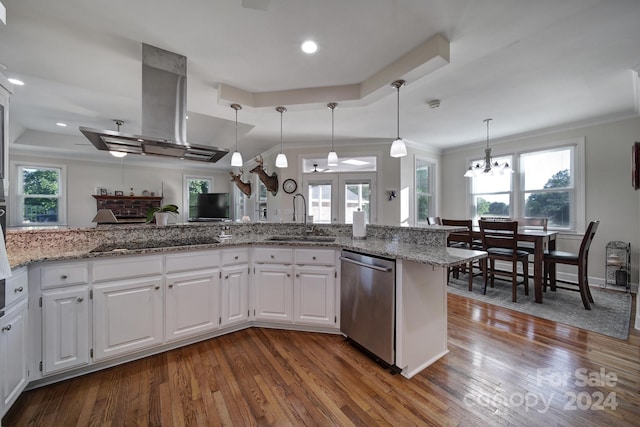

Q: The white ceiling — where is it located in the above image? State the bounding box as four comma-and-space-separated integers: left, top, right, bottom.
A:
1, 0, 639, 169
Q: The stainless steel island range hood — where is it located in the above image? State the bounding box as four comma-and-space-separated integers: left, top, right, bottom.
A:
80, 44, 228, 163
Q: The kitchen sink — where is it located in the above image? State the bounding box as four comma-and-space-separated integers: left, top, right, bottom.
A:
90, 237, 220, 253
266, 235, 336, 243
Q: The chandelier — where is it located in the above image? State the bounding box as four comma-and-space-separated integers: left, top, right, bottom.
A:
464, 118, 513, 177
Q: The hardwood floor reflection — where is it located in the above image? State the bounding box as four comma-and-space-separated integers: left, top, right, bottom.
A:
5, 293, 639, 426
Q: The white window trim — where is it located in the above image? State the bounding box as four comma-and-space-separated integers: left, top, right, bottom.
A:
466, 137, 585, 233
11, 160, 67, 226
414, 155, 437, 225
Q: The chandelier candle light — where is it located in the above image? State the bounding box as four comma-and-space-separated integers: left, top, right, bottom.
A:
327, 102, 339, 166
230, 103, 243, 167
275, 106, 288, 168
389, 79, 408, 158
464, 118, 513, 177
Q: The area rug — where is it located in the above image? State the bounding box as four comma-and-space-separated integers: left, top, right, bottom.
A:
447, 275, 633, 340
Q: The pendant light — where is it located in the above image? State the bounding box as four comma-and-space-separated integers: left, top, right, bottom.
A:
464, 118, 514, 177
109, 120, 127, 158
327, 102, 339, 167
389, 79, 407, 158
275, 106, 288, 168
230, 103, 243, 167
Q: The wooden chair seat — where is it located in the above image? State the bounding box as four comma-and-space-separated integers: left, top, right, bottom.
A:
479, 220, 529, 302
543, 221, 599, 310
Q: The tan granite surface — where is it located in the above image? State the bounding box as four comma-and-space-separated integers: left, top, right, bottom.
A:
7, 223, 486, 269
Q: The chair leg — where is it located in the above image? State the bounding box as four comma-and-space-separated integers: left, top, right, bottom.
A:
467, 261, 473, 291
578, 264, 592, 310
523, 259, 529, 296
511, 262, 518, 303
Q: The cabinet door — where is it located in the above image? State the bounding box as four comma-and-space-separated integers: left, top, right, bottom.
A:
294, 266, 336, 327
220, 264, 249, 327
42, 286, 90, 375
0, 299, 28, 412
254, 265, 293, 323
93, 276, 163, 361
165, 269, 220, 342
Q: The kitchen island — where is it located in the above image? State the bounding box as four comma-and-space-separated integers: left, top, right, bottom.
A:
2, 222, 485, 414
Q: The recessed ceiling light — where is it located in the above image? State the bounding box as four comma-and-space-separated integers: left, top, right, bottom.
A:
8, 78, 24, 86
56, 122, 67, 127
301, 40, 318, 54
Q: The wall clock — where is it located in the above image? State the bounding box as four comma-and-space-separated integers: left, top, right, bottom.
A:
283, 178, 297, 194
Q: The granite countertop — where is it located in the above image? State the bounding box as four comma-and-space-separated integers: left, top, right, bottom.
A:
8, 234, 486, 270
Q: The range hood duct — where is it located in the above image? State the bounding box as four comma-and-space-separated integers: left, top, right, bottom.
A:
79, 44, 228, 163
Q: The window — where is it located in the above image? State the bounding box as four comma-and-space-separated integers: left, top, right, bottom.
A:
308, 182, 332, 223
183, 175, 211, 220
15, 164, 66, 225
344, 181, 370, 224
467, 140, 583, 231
415, 158, 435, 224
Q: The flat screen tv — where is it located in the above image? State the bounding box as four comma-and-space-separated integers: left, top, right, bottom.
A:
196, 193, 230, 220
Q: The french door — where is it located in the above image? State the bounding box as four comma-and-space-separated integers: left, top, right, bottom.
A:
301, 173, 376, 224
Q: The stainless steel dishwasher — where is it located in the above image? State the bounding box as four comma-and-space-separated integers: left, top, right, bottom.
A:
340, 250, 398, 371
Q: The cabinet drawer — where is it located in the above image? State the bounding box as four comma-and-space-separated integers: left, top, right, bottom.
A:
254, 247, 293, 264
93, 255, 162, 282
5, 267, 28, 307
41, 262, 89, 289
166, 250, 220, 273
294, 249, 335, 266
222, 249, 249, 266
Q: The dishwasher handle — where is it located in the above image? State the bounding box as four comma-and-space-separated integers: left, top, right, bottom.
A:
339, 256, 393, 272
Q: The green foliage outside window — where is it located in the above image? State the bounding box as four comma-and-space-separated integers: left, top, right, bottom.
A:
22, 168, 59, 223
188, 179, 210, 218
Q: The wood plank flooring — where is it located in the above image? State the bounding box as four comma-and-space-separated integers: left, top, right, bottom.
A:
4, 292, 639, 426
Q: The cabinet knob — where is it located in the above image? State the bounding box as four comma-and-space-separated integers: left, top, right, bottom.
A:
270, 255, 274, 259
225, 275, 229, 279
77, 297, 83, 303
234, 255, 239, 260
155, 286, 160, 290
287, 273, 291, 277
168, 284, 174, 288
312, 256, 317, 260
296, 274, 300, 278
14, 286, 24, 293
1, 325, 11, 332
61, 275, 68, 280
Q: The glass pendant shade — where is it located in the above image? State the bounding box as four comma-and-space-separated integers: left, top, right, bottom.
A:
389, 80, 407, 158
275, 106, 288, 168
110, 151, 127, 158
327, 150, 338, 166
275, 153, 288, 168
230, 151, 243, 167
390, 138, 407, 158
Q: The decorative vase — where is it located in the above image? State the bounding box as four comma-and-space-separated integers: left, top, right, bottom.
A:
155, 212, 170, 226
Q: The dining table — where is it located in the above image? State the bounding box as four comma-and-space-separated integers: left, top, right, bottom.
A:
451, 227, 558, 303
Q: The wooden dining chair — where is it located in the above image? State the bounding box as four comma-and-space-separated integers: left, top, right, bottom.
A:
479, 220, 529, 302
427, 216, 442, 225
442, 219, 483, 291
514, 217, 548, 254
543, 220, 599, 310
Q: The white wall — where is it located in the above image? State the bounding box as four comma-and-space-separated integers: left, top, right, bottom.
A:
9, 153, 231, 227
441, 116, 640, 284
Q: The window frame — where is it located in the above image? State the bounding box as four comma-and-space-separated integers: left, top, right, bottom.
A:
466, 137, 585, 233
182, 174, 213, 222
415, 157, 436, 225
12, 161, 67, 226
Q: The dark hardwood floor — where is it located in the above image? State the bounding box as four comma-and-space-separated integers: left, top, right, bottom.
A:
4, 292, 639, 426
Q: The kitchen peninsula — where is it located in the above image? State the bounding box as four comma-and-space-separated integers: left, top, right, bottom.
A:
2, 222, 485, 420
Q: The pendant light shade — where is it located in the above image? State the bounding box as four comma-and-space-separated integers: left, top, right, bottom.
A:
275, 106, 288, 168
327, 102, 339, 167
389, 80, 407, 158
230, 103, 243, 167
464, 118, 514, 177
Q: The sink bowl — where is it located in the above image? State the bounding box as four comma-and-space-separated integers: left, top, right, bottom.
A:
266, 235, 336, 243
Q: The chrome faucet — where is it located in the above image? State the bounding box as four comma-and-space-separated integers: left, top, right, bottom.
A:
293, 193, 311, 234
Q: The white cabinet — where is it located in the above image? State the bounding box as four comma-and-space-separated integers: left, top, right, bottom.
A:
93, 276, 164, 361
294, 266, 336, 327
0, 299, 28, 415
294, 249, 337, 328
253, 247, 294, 323
165, 270, 220, 341
220, 249, 249, 327
41, 286, 90, 374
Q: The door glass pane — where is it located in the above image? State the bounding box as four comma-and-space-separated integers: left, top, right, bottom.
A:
308, 183, 332, 223
344, 182, 370, 224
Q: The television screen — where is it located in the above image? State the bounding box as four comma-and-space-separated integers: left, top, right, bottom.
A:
196, 193, 230, 219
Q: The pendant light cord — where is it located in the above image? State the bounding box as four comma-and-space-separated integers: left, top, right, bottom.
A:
331, 105, 335, 150
280, 110, 283, 153
396, 84, 400, 139
235, 107, 238, 151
